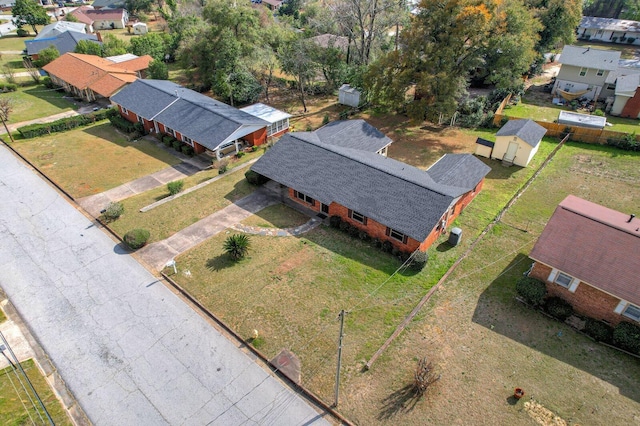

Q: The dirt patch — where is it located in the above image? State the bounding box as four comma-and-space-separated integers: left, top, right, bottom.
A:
524, 400, 568, 426
273, 246, 314, 275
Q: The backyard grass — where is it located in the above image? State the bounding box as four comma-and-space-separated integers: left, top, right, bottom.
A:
109, 168, 255, 242
240, 203, 310, 228
0, 83, 74, 123
0, 34, 33, 52
0, 54, 27, 74
0, 359, 72, 426
573, 39, 638, 59
10, 123, 180, 198
338, 141, 640, 425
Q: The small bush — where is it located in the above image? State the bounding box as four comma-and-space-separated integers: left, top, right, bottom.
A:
322, 113, 330, 125
133, 122, 144, 134
372, 238, 382, 249
545, 297, 573, 321
515, 276, 547, 306
218, 164, 228, 174
245, 170, 269, 185
391, 247, 401, 257
592, 109, 605, 117
172, 140, 182, 151
251, 145, 258, 152
358, 230, 370, 241
167, 180, 184, 195
102, 202, 124, 222
348, 224, 360, 237
0, 82, 17, 92
181, 145, 194, 156
613, 321, 640, 354
409, 250, 429, 271
42, 76, 55, 89
162, 135, 174, 145
17, 28, 29, 37
123, 228, 150, 249
236, 151, 245, 158
339, 221, 350, 232
381, 240, 393, 253
584, 318, 613, 343
329, 215, 342, 228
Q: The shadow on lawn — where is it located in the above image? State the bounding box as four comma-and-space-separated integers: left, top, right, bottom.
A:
472, 253, 640, 404
206, 254, 235, 271
377, 384, 422, 421
23, 86, 74, 110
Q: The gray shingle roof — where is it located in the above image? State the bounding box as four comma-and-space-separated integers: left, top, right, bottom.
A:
475, 137, 494, 147
579, 16, 640, 33
314, 119, 392, 152
496, 119, 547, 147
110, 80, 269, 150
558, 45, 620, 71
251, 130, 490, 242
427, 154, 491, 189
26, 31, 100, 56
91, 0, 126, 8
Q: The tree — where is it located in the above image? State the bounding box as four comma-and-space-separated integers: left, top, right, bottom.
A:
12, 0, 50, 35
223, 234, 251, 261
102, 34, 129, 57
526, 0, 582, 52
125, 0, 153, 14
33, 46, 59, 68
129, 32, 167, 61
148, 59, 169, 79
0, 98, 15, 143
278, 38, 318, 112
75, 39, 103, 56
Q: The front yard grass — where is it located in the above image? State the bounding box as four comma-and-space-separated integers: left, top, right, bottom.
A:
0, 34, 33, 52
1, 83, 74, 123
0, 359, 72, 426
240, 204, 310, 228
10, 123, 180, 198
109, 169, 255, 242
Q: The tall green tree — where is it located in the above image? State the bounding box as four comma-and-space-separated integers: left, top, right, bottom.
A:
129, 32, 168, 61
12, 0, 49, 35
33, 46, 59, 68
147, 59, 169, 79
278, 38, 318, 112
75, 40, 103, 56
527, 0, 582, 51
102, 34, 130, 57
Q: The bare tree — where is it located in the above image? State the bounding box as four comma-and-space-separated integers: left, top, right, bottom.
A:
3, 64, 16, 84
23, 57, 41, 83
413, 357, 440, 395
0, 98, 15, 143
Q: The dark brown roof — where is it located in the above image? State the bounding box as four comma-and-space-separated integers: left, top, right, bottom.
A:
529, 195, 640, 306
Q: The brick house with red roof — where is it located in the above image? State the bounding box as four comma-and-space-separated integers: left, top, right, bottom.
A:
43, 53, 151, 102
528, 195, 640, 325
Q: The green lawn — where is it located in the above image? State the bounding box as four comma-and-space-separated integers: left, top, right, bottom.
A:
1, 83, 75, 123
0, 360, 72, 426
0, 34, 33, 52
573, 39, 638, 59
0, 54, 27, 74
10, 123, 180, 198
241, 203, 310, 228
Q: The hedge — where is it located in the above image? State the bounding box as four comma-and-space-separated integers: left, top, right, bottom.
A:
18, 108, 116, 138
245, 170, 269, 185
0, 83, 17, 92
613, 321, 640, 355
515, 276, 547, 306
545, 297, 573, 321
109, 114, 137, 134
584, 318, 613, 343
123, 229, 150, 249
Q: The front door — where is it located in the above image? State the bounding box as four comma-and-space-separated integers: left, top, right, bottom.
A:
505, 141, 519, 161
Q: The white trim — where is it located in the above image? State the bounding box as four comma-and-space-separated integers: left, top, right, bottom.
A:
568, 280, 579, 293
614, 300, 627, 314
548, 268, 558, 283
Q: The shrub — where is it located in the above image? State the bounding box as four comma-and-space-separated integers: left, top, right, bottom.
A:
244, 170, 268, 185
0, 82, 17, 92
592, 109, 605, 117
372, 238, 382, 249
322, 113, 330, 125
515, 276, 547, 306
348, 225, 360, 237
172, 140, 182, 151
391, 247, 401, 257
613, 321, 640, 354
218, 164, 228, 174
381, 240, 393, 253
223, 234, 251, 261
251, 145, 258, 152
133, 122, 145, 134
236, 151, 245, 158
329, 215, 342, 228
102, 202, 124, 222
18, 109, 113, 138
17, 28, 29, 37
162, 135, 174, 145
181, 145, 194, 156
358, 230, 370, 241
545, 297, 573, 321
123, 228, 150, 249
584, 318, 613, 343
607, 133, 640, 151
167, 180, 184, 195
339, 221, 350, 232
409, 250, 429, 271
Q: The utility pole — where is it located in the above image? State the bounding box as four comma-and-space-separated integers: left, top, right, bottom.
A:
333, 309, 346, 408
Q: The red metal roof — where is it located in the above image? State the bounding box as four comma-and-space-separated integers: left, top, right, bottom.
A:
529, 195, 640, 306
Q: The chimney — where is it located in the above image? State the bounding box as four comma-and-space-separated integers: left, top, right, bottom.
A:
96, 31, 102, 42
628, 214, 636, 223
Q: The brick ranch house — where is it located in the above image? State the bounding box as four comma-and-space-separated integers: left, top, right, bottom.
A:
528, 195, 640, 325
110, 80, 289, 158
251, 120, 491, 252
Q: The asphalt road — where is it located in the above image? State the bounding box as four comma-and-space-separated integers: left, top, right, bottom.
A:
0, 144, 329, 425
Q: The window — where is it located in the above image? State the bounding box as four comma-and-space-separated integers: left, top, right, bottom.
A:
579, 67, 588, 77
554, 272, 573, 288
166, 127, 175, 136
183, 135, 192, 145
607, 83, 616, 90
137, 115, 144, 123
623, 304, 640, 322
294, 190, 315, 206
349, 210, 367, 224
386, 227, 408, 244
596, 29, 604, 36
596, 69, 605, 77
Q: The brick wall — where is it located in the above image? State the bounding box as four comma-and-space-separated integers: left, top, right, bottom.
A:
620, 89, 640, 118
530, 262, 624, 325
244, 128, 268, 146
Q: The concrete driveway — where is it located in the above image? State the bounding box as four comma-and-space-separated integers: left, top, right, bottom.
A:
0, 144, 330, 425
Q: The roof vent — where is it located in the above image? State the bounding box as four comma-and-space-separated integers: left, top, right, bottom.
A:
628, 213, 636, 223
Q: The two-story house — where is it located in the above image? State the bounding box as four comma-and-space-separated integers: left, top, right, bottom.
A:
552, 45, 621, 101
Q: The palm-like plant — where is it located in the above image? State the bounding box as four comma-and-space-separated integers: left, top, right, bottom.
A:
223, 234, 251, 261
